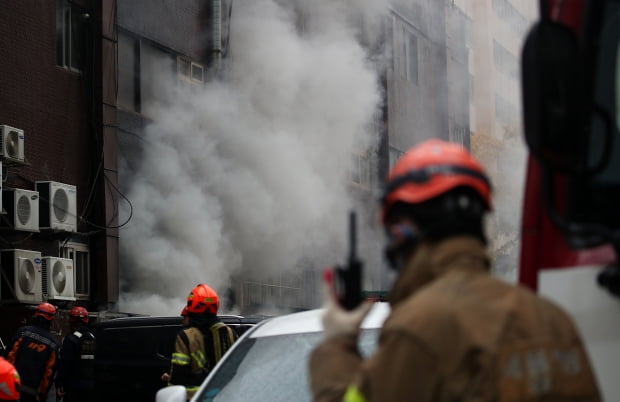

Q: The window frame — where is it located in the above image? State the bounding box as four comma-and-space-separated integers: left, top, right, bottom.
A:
56, 0, 88, 72
177, 57, 205, 84
349, 151, 372, 189
60, 241, 90, 297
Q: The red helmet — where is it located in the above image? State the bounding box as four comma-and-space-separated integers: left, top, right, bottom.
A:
181, 306, 188, 317
33, 302, 56, 321
382, 139, 491, 222
186, 284, 219, 315
69, 306, 89, 324
0, 357, 20, 400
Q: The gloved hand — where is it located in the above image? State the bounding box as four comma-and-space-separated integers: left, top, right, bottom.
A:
321, 269, 373, 340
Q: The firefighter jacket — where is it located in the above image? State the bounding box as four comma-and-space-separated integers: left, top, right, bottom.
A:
6, 322, 59, 401
169, 315, 237, 399
55, 326, 96, 394
310, 236, 602, 402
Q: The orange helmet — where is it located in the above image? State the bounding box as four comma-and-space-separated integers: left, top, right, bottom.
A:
382, 139, 491, 222
186, 284, 219, 315
33, 302, 56, 321
69, 306, 89, 324
0, 357, 20, 400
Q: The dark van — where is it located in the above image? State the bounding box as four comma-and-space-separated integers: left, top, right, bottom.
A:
93, 315, 262, 402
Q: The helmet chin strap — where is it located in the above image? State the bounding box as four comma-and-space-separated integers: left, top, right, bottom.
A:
384, 223, 422, 271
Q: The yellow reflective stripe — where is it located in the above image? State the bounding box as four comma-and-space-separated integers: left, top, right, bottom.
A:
171, 352, 190, 366
186, 386, 200, 392
343, 385, 367, 402
191, 349, 207, 369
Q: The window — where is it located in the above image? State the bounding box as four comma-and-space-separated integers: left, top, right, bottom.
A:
191, 62, 204, 82
177, 57, 205, 84
403, 28, 419, 83
493, 40, 518, 79
140, 42, 175, 117
118, 33, 139, 112
492, 0, 529, 37
56, 0, 89, 71
178, 58, 191, 79
350, 152, 371, 188
61, 242, 90, 297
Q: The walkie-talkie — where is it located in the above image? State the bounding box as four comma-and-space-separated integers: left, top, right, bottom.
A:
333, 211, 363, 310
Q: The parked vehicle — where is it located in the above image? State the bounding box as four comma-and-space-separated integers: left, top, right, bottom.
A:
156, 302, 390, 402
93, 315, 262, 402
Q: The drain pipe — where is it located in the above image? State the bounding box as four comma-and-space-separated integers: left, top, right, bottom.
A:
212, 0, 222, 72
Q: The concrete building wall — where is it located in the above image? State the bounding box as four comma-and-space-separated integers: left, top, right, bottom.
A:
118, 0, 212, 63
453, 0, 538, 282
387, 0, 450, 157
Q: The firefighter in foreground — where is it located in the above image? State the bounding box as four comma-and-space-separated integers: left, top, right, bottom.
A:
55, 306, 96, 402
167, 284, 237, 399
5, 303, 59, 402
309, 139, 601, 401
0, 357, 20, 401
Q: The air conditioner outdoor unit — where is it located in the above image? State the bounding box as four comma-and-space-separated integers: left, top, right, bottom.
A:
41, 256, 75, 301
36, 181, 77, 232
1, 188, 39, 232
0, 125, 25, 163
0, 249, 42, 304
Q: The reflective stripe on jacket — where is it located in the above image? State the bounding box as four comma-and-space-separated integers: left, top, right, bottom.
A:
310, 237, 602, 402
55, 327, 96, 393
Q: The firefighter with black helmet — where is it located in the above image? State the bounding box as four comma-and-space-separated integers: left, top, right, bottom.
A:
309, 139, 601, 401
167, 284, 237, 400
6, 302, 59, 402
55, 306, 95, 402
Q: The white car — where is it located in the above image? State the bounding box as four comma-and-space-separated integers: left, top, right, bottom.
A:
156, 302, 390, 402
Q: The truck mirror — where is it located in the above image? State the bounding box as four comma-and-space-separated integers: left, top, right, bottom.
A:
521, 21, 583, 172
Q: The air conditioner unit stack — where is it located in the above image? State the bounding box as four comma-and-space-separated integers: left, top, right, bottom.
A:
0, 249, 42, 304
0, 125, 25, 163
36, 181, 77, 232
41, 256, 75, 301
1, 188, 39, 232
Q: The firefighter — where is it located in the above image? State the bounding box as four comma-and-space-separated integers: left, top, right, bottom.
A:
168, 284, 237, 400
55, 306, 95, 402
0, 357, 20, 401
6, 302, 59, 402
309, 139, 601, 401
160, 306, 191, 383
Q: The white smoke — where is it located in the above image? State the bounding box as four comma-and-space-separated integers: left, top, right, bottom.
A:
118, 0, 389, 316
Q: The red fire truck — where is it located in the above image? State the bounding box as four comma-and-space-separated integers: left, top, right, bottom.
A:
519, 0, 619, 399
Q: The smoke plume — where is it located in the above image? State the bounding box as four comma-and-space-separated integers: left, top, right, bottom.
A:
118, 0, 389, 315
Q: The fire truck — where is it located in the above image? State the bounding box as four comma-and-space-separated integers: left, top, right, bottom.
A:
519, 0, 619, 399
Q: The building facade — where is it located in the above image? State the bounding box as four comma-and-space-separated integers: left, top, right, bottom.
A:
0, 0, 118, 340
1, 0, 476, 329
452, 0, 537, 282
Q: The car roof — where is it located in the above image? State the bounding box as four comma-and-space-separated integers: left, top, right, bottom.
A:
249, 302, 390, 338
93, 314, 262, 329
